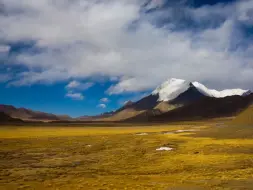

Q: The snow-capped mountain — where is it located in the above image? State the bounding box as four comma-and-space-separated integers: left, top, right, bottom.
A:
94, 78, 252, 122
152, 78, 251, 102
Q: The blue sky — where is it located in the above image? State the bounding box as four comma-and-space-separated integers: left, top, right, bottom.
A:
0, 80, 146, 116
0, 0, 253, 117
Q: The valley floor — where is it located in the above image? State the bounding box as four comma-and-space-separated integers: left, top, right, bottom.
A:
0, 123, 253, 190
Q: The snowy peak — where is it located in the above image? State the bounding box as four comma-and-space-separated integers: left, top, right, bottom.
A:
152, 78, 251, 102
152, 78, 190, 101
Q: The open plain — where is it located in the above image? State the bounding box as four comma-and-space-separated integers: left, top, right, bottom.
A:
1, 123, 253, 190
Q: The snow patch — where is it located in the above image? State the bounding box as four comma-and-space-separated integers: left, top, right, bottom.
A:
136, 132, 148, 136
156, 147, 173, 151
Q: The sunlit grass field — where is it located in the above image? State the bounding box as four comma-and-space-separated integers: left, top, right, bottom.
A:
1, 124, 253, 190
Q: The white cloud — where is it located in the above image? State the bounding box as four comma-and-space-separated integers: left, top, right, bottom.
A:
64, 80, 92, 101
0, 45, 10, 53
0, 45, 10, 62
1, 0, 253, 92
107, 77, 156, 94
237, 0, 253, 25
100, 98, 109, 103
65, 92, 84, 100
66, 81, 93, 91
97, 104, 106, 108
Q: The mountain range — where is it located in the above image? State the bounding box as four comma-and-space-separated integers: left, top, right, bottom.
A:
96, 78, 252, 122
1, 78, 252, 123
0, 104, 72, 122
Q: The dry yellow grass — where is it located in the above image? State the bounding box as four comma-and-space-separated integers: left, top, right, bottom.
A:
0, 124, 253, 190
0, 125, 190, 138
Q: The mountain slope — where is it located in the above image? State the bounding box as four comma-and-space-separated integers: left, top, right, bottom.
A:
169, 83, 206, 104
0, 112, 23, 123
231, 104, 253, 126
147, 94, 253, 122
95, 95, 161, 121
0, 104, 72, 121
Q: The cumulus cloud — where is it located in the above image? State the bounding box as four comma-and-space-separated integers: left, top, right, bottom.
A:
1, 0, 253, 92
100, 98, 109, 103
64, 81, 92, 100
65, 92, 84, 100
97, 104, 106, 108
66, 81, 94, 91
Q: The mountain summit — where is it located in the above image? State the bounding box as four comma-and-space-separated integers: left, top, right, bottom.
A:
152, 78, 251, 102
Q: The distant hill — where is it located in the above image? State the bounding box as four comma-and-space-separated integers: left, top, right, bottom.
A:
0, 104, 72, 121
77, 111, 114, 121
231, 104, 253, 126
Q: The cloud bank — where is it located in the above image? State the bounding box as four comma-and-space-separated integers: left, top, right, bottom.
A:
1, 0, 253, 93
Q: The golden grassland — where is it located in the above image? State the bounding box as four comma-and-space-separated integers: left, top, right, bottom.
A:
0, 125, 189, 139
0, 123, 253, 190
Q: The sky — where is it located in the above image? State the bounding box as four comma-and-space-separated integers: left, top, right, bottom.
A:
0, 0, 253, 117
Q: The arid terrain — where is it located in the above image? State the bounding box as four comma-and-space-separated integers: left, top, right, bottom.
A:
1, 119, 253, 190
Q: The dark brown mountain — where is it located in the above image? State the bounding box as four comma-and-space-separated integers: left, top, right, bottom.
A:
124, 101, 134, 107
169, 83, 206, 104
97, 85, 208, 121
141, 93, 253, 122
0, 104, 72, 121
0, 112, 23, 123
